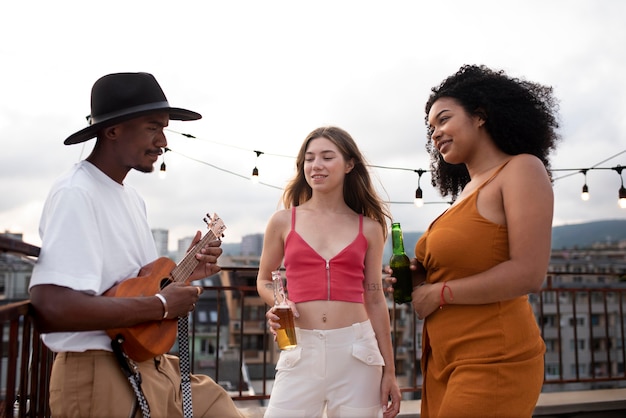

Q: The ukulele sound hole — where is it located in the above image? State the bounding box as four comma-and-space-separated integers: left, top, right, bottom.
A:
160, 278, 172, 290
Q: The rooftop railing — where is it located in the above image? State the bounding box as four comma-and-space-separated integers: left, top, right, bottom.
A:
1, 236, 625, 417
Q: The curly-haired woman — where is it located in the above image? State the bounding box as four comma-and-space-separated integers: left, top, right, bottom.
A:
392, 64, 560, 417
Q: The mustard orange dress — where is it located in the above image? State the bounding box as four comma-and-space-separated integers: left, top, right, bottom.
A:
415, 163, 545, 418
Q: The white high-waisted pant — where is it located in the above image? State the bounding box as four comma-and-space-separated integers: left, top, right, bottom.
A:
264, 320, 384, 418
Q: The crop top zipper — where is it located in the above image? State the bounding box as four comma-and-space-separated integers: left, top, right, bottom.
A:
325, 259, 330, 300
284, 206, 366, 304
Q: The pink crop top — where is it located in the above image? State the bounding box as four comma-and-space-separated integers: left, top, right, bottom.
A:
283, 207, 367, 304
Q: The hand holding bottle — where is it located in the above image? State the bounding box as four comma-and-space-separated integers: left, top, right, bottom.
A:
268, 270, 298, 350
388, 223, 428, 304
384, 257, 426, 298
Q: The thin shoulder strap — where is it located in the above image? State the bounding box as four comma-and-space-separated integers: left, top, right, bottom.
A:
291, 206, 296, 230
358, 214, 363, 233
478, 159, 512, 190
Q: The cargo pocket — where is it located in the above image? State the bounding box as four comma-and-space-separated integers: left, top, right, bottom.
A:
275, 345, 303, 371
352, 339, 385, 367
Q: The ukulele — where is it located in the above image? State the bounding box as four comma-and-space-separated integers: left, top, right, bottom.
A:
104, 213, 226, 362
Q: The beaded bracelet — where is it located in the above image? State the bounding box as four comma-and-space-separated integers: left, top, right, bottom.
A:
155, 293, 168, 319
439, 282, 454, 310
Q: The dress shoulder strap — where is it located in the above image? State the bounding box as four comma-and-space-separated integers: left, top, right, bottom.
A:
358, 214, 363, 233
478, 159, 512, 190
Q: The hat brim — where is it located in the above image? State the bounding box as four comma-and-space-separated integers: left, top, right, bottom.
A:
63, 107, 201, 145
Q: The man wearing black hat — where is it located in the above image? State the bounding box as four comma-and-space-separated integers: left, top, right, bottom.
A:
29, 73, 247, 418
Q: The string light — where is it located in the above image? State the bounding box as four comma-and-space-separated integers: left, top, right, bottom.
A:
414, 169, 426, 208
251, 151, 263, 184
162, 130, 625, 208
160, 148, 283, 191
614, 165, 626, 209
159, 148, 170, 180
580, 169, 589, 201
159, 161, 166, 179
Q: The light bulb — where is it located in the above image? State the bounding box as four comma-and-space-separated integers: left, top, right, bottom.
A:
251, 167, 259, 184
581, 184, 589, 201
619, 186, 626, 209
414, 188, 424, 208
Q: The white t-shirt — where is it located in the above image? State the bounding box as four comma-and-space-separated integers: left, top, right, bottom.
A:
30, 161, 158, 352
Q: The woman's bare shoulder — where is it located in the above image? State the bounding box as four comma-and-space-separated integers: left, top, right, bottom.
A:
506, 153, 546, 172
361, 215, 385, 240
265, 208, 291, 230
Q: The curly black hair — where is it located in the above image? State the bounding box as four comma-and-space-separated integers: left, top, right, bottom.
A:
424, 64, 561, 199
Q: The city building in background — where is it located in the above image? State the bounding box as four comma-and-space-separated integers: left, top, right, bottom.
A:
176, 236, 194, 263
0, 232, 33, 301
151, 228, 169, 258
534, 241, 626, 392
240, 233, 264, 257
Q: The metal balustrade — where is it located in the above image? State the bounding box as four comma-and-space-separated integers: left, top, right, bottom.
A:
1, 237, 625, 417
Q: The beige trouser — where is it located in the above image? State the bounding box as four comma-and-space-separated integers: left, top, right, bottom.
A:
50, 350, 246, 418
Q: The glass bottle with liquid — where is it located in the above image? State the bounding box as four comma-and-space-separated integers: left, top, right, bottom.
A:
272, 270, 297, 350
389, 223, 413, 304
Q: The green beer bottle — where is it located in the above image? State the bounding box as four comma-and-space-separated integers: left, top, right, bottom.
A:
390, 222, 412, 304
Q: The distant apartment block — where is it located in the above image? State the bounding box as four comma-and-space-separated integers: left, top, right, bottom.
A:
176, 236, 195, 263
241, 233, 264, 256
534, 241, 626, 392
0, 232, 33, 301
151, 228, 169, 257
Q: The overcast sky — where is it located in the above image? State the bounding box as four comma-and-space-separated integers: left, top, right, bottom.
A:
1, 0, 625, 250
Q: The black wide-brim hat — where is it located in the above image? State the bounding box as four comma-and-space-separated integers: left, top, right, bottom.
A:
64, 72, 201, 145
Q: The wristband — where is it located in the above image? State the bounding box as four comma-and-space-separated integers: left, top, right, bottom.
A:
439, 282, 454, 310
155, 293, 168, 319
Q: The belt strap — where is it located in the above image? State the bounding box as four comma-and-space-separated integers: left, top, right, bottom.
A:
111, 336, 151, 418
